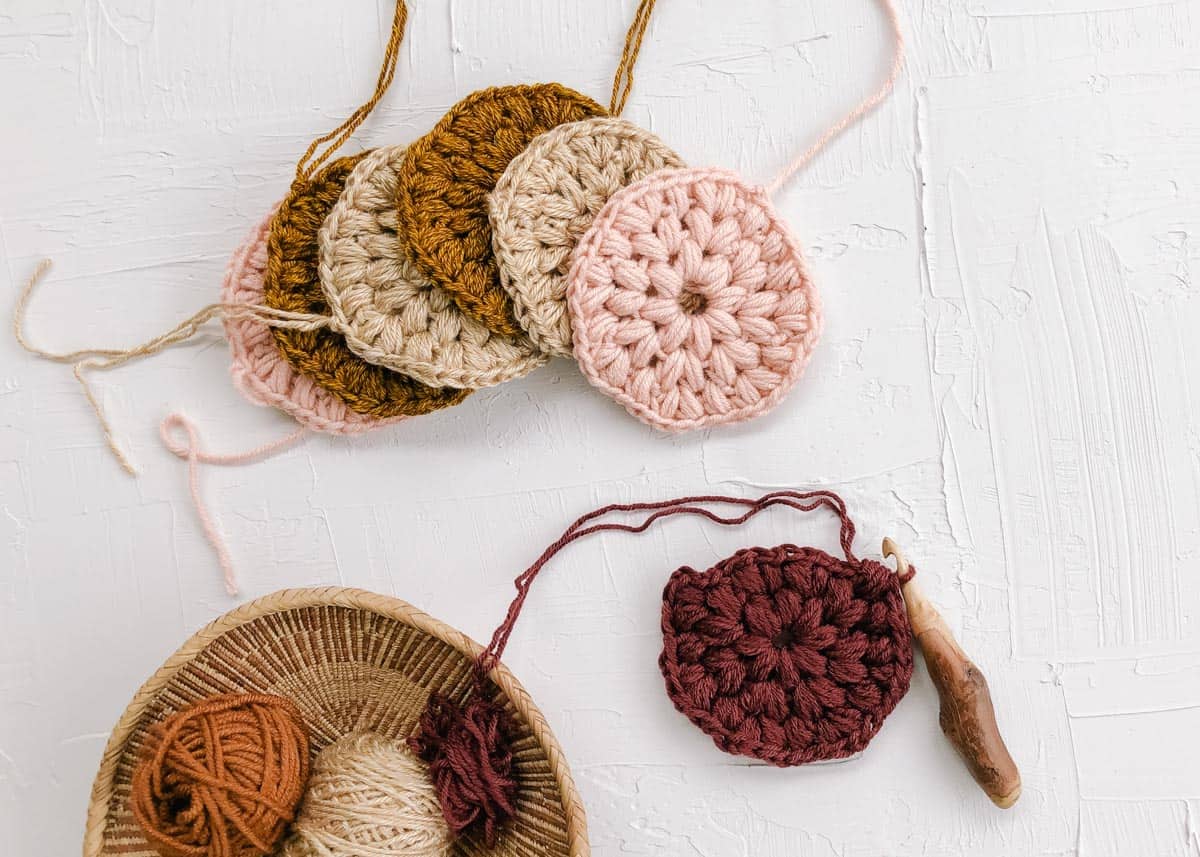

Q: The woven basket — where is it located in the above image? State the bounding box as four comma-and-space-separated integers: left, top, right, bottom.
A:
83, 587, 589, 857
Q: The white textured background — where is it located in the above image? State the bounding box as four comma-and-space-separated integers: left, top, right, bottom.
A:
3, 1, 1199, 854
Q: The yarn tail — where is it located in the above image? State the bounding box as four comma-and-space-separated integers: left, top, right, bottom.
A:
160, 414, 308, 595
13, 259, 327, 475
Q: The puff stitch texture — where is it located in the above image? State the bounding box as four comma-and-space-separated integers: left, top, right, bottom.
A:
489, 117, 684, 357
660, 545, 914, 766
566, 167, 822, 431
320, 145, 547, 389
223, 209, 405, 435
263, 153, 470, 418
395, 84, 607, 336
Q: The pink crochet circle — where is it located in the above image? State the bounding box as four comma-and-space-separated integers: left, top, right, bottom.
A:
566, 168, 822, 431
222, 209, 405, 435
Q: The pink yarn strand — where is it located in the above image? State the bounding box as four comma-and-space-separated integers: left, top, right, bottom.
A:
766, 0, 905, 195
159, 413, 307, 596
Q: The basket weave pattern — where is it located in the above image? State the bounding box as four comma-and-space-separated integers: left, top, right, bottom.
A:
84, 588, 588, 857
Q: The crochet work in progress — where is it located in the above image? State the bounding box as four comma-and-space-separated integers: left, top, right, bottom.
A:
264, 154, 470, 418
394, 84, 607, 336
320, 145, 547, 389
660, 543, 912, 765
567, 169, 821, 431
413, 490, 915, 835
489, 116, 684, 357
225, 209, 406, 434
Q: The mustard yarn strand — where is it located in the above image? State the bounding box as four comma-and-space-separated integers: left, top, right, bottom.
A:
295, 1, 409, 182
610, 0, 658, 115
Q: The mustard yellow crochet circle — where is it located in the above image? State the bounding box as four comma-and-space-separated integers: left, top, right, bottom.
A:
394, 84, 607, 336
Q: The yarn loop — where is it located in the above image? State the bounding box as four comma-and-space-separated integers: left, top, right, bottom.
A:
130, 693, 309, 857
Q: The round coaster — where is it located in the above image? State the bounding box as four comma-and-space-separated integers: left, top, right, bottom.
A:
320, 145, 548, 389
489, 117, 684, 357
222, 209, 405, 435
660, 545, 913, 766
263, 153, 470, 418
395, 84, 607, 336
566, 167, 822, 432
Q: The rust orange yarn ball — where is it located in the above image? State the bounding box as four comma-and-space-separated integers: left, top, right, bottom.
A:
264, 153, 470, 418
394, 83, 607, 336
130, 693, 310, 857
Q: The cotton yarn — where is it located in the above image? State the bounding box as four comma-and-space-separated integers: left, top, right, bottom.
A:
489, 117, 684, 357
130, 693, 310, 857
320, 145, 547, 389
224, 208, 406, 434
280, 733, 452, 857
567, 168, 822, 431
264, 154, 471, 418
395, 84, 607, 336
660, 544, 913, 766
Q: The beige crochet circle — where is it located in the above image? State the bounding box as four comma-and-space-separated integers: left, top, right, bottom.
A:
489, 117, 684, 357
319, 145, 548, 389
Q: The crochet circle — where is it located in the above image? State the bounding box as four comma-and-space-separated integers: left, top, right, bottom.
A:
489, 117, 685, 357
566, 167, 822, 431
659, 545, 914, 766
263, 153, 470, 418
395, 84, 607, 336
223, 208, 406, 435
320, 145, 548, 389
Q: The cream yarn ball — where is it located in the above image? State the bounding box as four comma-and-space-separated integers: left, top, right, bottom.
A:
280, 732, 452, 857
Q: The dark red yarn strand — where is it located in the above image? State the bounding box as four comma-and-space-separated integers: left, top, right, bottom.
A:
419, 490, 917, 843
478, 490, 862, 675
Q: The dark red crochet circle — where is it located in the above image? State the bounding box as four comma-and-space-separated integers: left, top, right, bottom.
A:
659, 544, 913, 766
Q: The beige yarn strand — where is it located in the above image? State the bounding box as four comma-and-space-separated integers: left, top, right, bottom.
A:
14, 260, 329, 474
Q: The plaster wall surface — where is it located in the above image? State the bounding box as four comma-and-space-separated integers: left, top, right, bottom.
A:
2, 2, 1198, 854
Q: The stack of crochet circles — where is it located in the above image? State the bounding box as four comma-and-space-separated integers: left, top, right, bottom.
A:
253, 85, 822, 436
230, 0, 904, 437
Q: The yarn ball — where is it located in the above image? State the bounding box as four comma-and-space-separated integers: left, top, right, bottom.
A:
409, 691, 517, 847
567, 167, 822, 431
223, 207, 407, 434
130, 693, 310, 857
660, 546, 913, 766
489, 117, 685, 357
279, 733, 452, 857
263, 153, 471, 418
395, 84, 607, 336
319, 145, 548, 389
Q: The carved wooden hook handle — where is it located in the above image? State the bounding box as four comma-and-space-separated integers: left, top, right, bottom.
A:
882, 538, 1022, 808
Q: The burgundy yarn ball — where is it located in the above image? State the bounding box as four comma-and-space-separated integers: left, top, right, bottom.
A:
659, 544, 913, 766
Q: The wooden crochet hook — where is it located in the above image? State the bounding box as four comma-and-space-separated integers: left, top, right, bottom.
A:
882, 538, 1021, 808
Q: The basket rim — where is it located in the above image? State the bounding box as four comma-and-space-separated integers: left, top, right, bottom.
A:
82, 586, 589, 857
